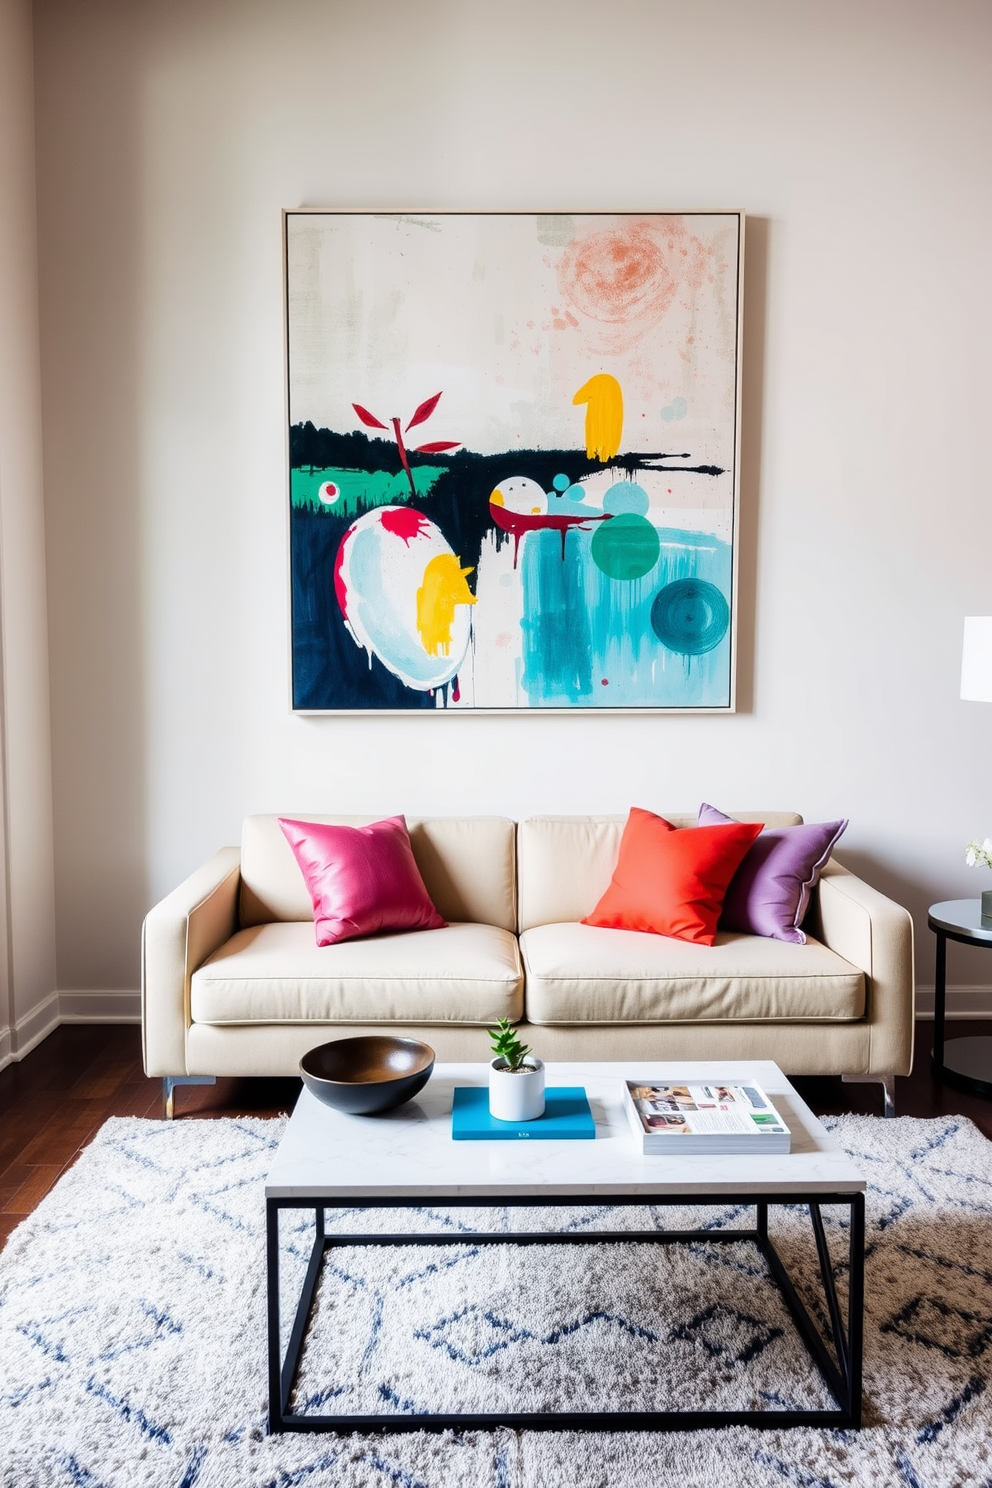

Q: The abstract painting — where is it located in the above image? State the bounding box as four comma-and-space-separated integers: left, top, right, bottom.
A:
285, 210, 743, 711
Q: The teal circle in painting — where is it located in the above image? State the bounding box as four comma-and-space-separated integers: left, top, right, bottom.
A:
552, 473, 571, 492
602, 482, 650, 516
650, 578, 729, 655
591, 512, 660, 580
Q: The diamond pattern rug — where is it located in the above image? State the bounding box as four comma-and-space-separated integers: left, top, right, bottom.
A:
1, 1113, 991, 1487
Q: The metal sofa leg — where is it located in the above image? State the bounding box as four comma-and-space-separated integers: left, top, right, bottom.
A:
842, 1073, 896, 1117
163, 1075, 216, 1120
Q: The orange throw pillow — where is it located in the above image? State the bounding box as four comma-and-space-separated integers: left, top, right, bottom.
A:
582, 807, 763, 946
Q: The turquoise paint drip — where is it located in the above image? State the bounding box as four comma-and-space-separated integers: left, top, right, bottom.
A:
519, 531, 594, 705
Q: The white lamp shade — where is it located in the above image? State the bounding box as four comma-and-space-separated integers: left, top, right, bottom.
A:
961, 617, 992, 701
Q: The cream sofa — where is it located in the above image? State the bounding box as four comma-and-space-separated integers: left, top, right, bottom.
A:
142, 812, 915, 1117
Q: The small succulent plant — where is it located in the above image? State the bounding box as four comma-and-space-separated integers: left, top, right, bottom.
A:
487, 1017, 533, 1072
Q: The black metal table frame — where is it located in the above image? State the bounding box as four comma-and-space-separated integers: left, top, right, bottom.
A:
266, 1187, 865, 1433
929, 912, 992, 1097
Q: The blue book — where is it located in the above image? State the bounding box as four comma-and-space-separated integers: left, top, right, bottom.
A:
451, 1086, 595, 1141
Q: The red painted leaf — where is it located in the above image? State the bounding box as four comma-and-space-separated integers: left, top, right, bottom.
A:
406, 391, 443, 431
414, 440, 461, 453
352, 402, 387, 430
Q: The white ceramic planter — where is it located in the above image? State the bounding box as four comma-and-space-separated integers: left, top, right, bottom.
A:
489, 1057, 545, 1121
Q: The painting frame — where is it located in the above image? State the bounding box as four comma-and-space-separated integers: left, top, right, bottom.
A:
284, 208, 743, 714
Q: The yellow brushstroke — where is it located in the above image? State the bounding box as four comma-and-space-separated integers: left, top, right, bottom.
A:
417, 553, 477, 657
490, 489, 505, 507
573, 373, 624, 461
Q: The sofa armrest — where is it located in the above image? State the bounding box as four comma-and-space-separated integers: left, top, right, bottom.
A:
141, 848, 241, 1077
815, 859, 915, 1076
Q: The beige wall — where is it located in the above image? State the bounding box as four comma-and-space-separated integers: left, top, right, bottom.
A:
0, 0, 58, 1063
30, 0, 992, 999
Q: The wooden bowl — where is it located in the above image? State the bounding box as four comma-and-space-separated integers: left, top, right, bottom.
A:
299, 1036, 435, 1115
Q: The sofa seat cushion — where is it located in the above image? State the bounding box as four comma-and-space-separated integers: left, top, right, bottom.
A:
519, 923, 865, 1025
190, 921, 523, 1026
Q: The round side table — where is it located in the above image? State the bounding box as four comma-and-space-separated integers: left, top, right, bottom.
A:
928, 900, 992, 1097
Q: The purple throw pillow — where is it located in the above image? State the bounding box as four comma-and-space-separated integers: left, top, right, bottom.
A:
697, 803, 848, 944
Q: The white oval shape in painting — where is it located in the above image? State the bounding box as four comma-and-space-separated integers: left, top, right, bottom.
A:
489, 476, 548, 515
334, 506, 476, 691
318, 480, 340, 505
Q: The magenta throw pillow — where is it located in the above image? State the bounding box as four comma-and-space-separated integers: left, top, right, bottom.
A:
278, 815, 446, 946
697, 803, 848, 944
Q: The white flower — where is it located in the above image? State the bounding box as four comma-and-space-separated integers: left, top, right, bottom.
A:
966, 845, 978, 867
966, 839, 992, 870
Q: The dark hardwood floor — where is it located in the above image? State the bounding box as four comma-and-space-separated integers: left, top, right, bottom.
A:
2, 1021, 991, 1251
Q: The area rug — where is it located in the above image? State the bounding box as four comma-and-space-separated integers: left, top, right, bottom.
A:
1, 1114, 991, 1488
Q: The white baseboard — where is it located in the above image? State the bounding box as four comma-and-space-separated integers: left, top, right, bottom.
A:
0, 994, 61, 1071
59, 990, 141, 1023
0, 991, 140, 1070
915, 984, 992, 1019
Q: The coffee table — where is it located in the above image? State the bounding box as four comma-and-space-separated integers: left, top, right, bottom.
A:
265, 1059, 865, 1433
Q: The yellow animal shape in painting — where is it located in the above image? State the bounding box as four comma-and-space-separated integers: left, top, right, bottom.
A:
573, 373, 624, 462
416, 553, 477, 658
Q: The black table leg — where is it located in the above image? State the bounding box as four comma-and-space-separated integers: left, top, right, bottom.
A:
932, 930, 947, 1071
266, 1199, 283, 1432
847, 1192, 865, 1426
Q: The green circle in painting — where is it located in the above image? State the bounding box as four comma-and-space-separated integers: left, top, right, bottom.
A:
591, 513, 661, 581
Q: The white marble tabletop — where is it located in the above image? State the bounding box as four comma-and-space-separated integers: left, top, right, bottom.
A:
265, 1060, 865, 1200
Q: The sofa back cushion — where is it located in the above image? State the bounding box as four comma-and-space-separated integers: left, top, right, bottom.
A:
517, 813, 803, 932
240, 815, 517, 932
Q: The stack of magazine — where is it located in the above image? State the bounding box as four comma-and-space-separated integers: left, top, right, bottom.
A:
622, 1079, 791, 1154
